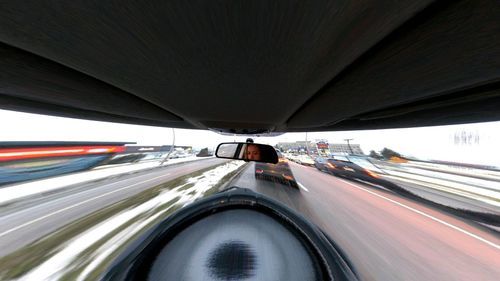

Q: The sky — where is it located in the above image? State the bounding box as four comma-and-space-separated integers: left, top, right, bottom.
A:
1, 109, 499, 167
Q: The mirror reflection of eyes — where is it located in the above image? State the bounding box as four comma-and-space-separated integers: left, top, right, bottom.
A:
245, 145, 262, 161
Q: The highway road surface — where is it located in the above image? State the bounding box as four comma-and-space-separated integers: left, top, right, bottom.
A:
0, 157, 228, 257
229, 161, 500, 281
0, 158, 499, 280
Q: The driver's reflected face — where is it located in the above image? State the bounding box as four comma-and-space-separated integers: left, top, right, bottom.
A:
246, 144, 261, 161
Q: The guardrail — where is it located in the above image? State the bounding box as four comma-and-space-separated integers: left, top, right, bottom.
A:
373, 160, 500, 209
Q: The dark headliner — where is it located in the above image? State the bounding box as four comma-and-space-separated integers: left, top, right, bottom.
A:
1, 0, 499, 133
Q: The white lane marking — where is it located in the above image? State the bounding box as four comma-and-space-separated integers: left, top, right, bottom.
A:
337, 179, 500, 250
297, 182, 309, 192
0, 173, 171, 238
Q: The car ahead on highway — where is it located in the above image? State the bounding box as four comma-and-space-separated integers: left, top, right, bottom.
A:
296, 154, 315, 166
254, 149, 299, 188
1, 1, 499, 280
286, 153, 300, 163
314, 156, 330, 172
315, 156, 380, 182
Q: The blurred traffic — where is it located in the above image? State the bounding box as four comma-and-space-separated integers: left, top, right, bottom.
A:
0, 142, 213, 186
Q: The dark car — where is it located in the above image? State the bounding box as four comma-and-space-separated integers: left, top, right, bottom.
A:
315, 155, 380, 182
255, 149, 299, 188
314, 156, 330, 172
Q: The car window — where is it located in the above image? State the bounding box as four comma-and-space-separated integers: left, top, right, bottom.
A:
346, 155, 384, 173
331, 155, 350, 162
315, 157, 325, 163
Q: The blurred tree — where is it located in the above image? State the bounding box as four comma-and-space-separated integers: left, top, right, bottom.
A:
369, 150, 383, 159
380, 148, 401, 159
196, 148, 212, 157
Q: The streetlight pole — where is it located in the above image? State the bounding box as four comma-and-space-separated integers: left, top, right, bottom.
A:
344, 138, 354, 154
160, 128, 175, 165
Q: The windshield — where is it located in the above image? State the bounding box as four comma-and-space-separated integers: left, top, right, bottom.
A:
0, 109, 499, 281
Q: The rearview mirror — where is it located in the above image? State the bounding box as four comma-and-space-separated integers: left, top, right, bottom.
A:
216, 142, 278, 164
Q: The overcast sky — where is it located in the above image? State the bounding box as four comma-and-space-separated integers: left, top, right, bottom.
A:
1, 109, 499, 167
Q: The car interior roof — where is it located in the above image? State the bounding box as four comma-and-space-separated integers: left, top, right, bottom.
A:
1, 0, 499, 133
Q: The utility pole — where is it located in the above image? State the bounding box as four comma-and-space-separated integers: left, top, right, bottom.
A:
344, 138, 354, 154
160, 128, 175, 165
305, 132, 310, 155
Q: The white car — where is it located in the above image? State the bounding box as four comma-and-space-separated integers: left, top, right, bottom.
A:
297, 155, 315, 166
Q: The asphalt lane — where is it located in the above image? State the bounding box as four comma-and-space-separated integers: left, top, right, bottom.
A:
229, 162, 500, 281
0, 158, 227, 256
